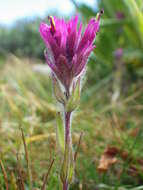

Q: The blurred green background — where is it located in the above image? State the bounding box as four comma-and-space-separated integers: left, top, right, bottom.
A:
0, 0, 143, 189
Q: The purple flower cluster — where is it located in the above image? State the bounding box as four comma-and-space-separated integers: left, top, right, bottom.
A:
39, 15, 101, 91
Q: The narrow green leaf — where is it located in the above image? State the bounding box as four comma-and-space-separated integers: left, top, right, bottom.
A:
56, 113, 65, 152
123, 0, 143, 47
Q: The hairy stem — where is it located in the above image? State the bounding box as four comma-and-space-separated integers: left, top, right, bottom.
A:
62, 111, 72, 190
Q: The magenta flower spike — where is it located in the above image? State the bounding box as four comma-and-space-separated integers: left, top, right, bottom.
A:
39, 11, 103, 190
39, 13, 101, 92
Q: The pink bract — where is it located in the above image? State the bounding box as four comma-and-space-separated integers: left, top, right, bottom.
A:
39, 15, 101, 91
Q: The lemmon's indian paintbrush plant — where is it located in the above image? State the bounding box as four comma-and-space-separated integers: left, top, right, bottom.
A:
39, 10, 103, 190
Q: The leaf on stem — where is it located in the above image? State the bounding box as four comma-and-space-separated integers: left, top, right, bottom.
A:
56, 112, 65, 152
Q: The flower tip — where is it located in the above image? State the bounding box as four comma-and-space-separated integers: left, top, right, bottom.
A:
114, 48, 123, 59
100, 9, 104, 15
48, 15, 56, 33
97, 9, 104, 21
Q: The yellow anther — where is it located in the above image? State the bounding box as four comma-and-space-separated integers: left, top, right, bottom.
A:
48, 16, 56, 32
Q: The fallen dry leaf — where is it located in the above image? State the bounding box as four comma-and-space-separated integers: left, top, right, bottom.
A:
97, 145, 143, 178
98, 147, 119, 172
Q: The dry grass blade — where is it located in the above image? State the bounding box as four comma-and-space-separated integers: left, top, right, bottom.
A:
0, 159, 9, 190
19, 126, 32, 190
41, 159, 55, 190
74, 132, 83, 162
10, 172, 18, 190
16, 153, 25, 190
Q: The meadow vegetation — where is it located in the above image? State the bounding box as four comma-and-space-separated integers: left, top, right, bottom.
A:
0, 0, 143, 189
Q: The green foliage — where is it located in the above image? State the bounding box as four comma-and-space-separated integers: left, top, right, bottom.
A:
0, 18, 44, 59
75, 0, 143, 85
0, 53, 143, 189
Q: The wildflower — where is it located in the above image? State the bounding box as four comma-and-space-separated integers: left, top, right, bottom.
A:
114, 48, 123, 60
39, 13, 102, 93
39, 11, 103, 190
116, 11, 125, 20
